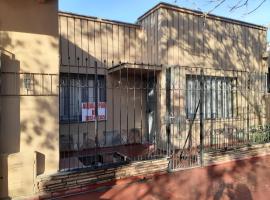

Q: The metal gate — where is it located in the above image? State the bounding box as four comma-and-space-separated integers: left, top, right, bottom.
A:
165, 66, 202, 170
59, 60, 269, 171
167, 65, 269, 170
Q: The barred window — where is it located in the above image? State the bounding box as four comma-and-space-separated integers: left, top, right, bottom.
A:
186, 75, 235, 119
60, 73, 106, 122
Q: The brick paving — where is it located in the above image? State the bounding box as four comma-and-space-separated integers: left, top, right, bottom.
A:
60, 155, 270, 200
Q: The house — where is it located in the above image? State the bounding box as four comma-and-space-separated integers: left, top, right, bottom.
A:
0, 0, 269, 199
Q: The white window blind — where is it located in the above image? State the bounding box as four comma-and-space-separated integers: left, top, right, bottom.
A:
186, 75, 235, 119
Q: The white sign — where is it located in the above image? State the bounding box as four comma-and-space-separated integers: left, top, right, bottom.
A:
82, 102, 106, 122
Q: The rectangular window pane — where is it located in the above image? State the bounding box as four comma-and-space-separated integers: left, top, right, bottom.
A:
60, 73, 106, 122
186, 75, 235, 119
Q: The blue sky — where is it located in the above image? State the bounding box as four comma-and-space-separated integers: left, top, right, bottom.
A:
59, 0, 270, 42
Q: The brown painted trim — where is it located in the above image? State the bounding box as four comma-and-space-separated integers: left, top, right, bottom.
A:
137, 2, 267, 31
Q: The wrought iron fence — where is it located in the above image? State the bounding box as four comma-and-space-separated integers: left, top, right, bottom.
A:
58, 60, 269, 171
0, 72, 58, 96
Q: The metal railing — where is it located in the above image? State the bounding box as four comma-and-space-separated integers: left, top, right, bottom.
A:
0, 72, 58, 96
58, 60, 269, 171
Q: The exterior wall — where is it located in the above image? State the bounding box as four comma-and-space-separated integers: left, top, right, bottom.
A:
139, 6, 267, 72
138, 6, 268, 150
0, 0, 59, 198
0, 1, 267, 198
58, 5, 268, 152
58, 13, 144, 70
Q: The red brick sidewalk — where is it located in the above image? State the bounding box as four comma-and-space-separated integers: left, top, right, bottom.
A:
61, 155, 270, 200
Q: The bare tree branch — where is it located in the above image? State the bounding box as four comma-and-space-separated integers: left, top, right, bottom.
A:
229, 0, 249, 12
175, 0, 267, 15
243, 0, 266, 15
207, 0, 226, 14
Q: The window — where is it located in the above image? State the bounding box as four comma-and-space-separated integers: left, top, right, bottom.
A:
60, 73, 106, 122
186, 75, 235, 119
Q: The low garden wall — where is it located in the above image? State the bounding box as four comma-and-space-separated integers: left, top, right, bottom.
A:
36, 158, 169, 199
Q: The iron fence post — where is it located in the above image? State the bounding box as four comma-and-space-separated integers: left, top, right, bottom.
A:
95, 61, 98, 148
200, 69, 204, 167
247, 73, 250, 143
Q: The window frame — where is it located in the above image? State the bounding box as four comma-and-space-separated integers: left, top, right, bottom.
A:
59, 73, 106, 123
186, 74, 236, 120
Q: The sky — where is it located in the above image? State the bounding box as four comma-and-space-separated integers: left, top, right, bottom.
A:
59, 0, 270, 42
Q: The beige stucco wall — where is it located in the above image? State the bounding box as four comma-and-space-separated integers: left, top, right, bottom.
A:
0, 0, 59, 198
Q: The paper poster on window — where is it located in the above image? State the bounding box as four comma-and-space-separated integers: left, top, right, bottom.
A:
82, 102, 106, 122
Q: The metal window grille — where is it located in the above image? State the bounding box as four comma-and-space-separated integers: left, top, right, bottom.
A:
186, 75, 235, 119
59, 73, 106, 122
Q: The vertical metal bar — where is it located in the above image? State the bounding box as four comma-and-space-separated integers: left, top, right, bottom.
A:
57, 79, 60, 169
159, 65, 162, 158
233, 70, 236, 148
84, 56, 88, 169
154, 63, 157, 157
80, 18, 84, 168
147, 63, 150, 158
215, 73, 218, 150
67, 15, 71, 171
112, 61, 115, 146
85, 19, 90, 169
104, 60, 107, 147
222, 74, 225, 148
133, 62, 136, 157
119, 61, 122, 145
178, 66, 181, 167
247, 72, 250, 143
77, 57, 80, 169
147, 63, 149, 145
73, 17, 77, 169
172, 67, 175, 163
210, 74, 213, 149
140, 63, 143, 146
199, 69, 204, 167
126, 64, 129, 144
166, 67, 171, 157
94, 61, 98, 148
184, 66, 187, 159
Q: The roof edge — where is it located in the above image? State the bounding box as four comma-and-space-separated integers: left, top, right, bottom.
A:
137, 2, 267, 31
59, 11, 141, 28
